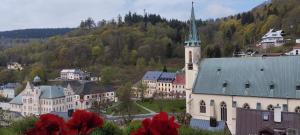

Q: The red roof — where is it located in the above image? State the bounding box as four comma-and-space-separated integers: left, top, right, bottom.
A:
173, 74, 185, 85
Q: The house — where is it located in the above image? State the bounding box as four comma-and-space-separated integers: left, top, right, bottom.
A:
185, 4, 300, 135
286, 44, 300, 55
172, 73, 186, 99
0, 83, 21, 99
258, 29, 285, 49
60, 69, 88, 80
9, 79, 116, 116
156, 72, 176, 97
7, 62, 23, 71
48, 80, 116, 110
142, 71, 163, 97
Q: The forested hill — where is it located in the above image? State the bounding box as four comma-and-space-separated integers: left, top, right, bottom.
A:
0, 0, 299, 86
0, 28, 74, 39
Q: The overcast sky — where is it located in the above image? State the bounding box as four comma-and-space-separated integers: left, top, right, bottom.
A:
0, 0, 266, 31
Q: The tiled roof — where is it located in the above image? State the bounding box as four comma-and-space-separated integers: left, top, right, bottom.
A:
157, 72, 176, 83
48, 80, 114, 96
39, 86, 65, 99
142, 71, 163, 81
193, 56, 300, 99
173, 74, 185, 85
9, 91, 25, 105
190, 118, 225, 131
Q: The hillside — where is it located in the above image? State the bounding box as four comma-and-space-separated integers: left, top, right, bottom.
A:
0, 0, 298, 86
0, 28, 74, 39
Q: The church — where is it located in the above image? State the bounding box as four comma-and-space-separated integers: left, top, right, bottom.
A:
185, 4, 300, 135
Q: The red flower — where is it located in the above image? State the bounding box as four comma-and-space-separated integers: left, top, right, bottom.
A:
66, 110, 104, 135
25, 114, 67, 135
131, 112, 180, 135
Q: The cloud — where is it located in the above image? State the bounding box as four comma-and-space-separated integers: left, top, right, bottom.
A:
0, 0, 265, 31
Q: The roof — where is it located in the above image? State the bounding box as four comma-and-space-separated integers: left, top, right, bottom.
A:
48, 80, 114, 96
39, 86, 65, 99
157, 72, 176, 83
262, 29, 284, 39
190, 118, 225, 131
142, 71, 163, 81
173, 74, 185, 85
193, 56, 300, 99
9, 91, 25, 105
61, 69, 82, 73
185, 2, 200, 46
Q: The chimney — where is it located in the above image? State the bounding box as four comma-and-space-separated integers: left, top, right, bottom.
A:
274, 105, 282, 123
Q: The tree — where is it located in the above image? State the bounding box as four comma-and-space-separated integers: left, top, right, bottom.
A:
28, 64, 46, 83
162, 65, 168, 72
137, 83, 147, 101
117, 83, 135, 123
136, 58, 146, 70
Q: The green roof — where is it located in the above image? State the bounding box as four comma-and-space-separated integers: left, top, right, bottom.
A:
40, 86, 65, 99
185, 2, 200, 46
193, 56, 300, 99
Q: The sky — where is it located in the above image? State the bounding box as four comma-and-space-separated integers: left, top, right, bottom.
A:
0, 0, 266, 31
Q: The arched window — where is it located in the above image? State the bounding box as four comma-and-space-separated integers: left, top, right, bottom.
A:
220, 102, 227, 121
200, 100, 206, 113
295, 106, 300, 113
267, 104, 274, 111
243, 103, 250, 109
296, 50, 299, 55
189, 51, 192, 63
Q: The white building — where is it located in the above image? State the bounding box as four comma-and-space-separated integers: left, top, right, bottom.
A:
0, 83, 20, 99
7, 62, 23, 71
185, 5, 300, 135
9, 80, 116, 116
258, 29, 285, 49
138, 71, 185, 98
286, 45, 300, 55
60, 69, 87, 80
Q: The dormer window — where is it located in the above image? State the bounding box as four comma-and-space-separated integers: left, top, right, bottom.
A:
222, 81, 227, 88
296, 85, 300, 90
260, 68, 264, 71
270, 84, 274, 89
245, 81, 250, 88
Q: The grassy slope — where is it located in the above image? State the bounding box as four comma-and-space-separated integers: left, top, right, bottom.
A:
137, 99, 186, 113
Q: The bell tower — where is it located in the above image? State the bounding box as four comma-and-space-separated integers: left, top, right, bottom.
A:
185, 2, 201, 113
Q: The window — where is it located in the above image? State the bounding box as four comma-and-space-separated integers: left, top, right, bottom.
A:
222, 81, 227, 88
296, 85, 300, 90
283, 104, 288, 112
287, 128, 297, 135
267, 104, 274, 111
220, 102, 227, 121
295, 106, 300, 113
296, 50, 299, 55
243, 103, 250, 109
270, 84, 275, 89
232, 101, 237, 108
189, 51, 192, 63
257, 103, 261, 110
200, 100, 206, 113
245, 82, 250, 88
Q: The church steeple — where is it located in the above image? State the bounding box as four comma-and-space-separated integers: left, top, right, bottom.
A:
185, 2, 200, 46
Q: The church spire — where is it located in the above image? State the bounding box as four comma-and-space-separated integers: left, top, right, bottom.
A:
185, 2, 200, 46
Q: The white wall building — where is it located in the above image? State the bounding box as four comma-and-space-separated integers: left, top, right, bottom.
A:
185, 4, 300, 135
0, 83, 20, 99
286, 45, 300, 55
258, 29, 285, 49
60, 69, 87, 80
7, 62, 23, 71
9, 80, 116, 116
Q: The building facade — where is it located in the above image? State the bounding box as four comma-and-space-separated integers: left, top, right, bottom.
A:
9, 80, 116, 116
286, 44, 300, 55
185, 4, 300, 135
258, 29, 285, 49
139, 71, 185, 98
0, 83, 20, 99
7, 62, 23, 71
60, 69, 88, 80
